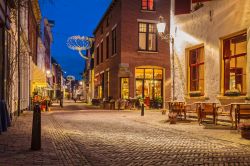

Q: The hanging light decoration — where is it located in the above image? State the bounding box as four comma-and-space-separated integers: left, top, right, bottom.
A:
67, 36, 94, 60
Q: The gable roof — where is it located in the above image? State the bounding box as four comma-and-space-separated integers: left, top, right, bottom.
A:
93, 0, 118, 35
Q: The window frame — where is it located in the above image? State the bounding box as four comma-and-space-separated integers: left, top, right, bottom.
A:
101, 41, 104, 63
120, 77, 130, 99
96, 46, 100, 66
222, 32, 247, 95
187, 45, 205, 95
112, 27, 117, 56
106, 35, 109, 59
138, 22, 158, 52
135, 68, 163, 99
141, 0, 156, 11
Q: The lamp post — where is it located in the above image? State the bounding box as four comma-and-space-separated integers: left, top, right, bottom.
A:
157, 16, 175, 101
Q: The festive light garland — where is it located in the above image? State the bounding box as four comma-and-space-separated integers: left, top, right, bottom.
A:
67, 36, 93, 60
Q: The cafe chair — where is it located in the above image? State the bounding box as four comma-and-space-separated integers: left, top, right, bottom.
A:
216, 104, 233, 127
170, 102, 185, 120
236, 104, 250, 127
199, 103, 216, 125
184, 103, 199, 120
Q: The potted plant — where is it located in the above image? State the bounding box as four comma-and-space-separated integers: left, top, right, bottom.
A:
189, 91, 202, 97
154, 96, 163, 109
224, 89, 240, 96
245, 97, 250, 103
238, 123, 250, 139
136, 96, 144, 108
168, 112, 177, 124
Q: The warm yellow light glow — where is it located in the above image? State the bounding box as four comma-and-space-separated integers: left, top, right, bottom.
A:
157, 22, 166, 33
157, 16, 166, 33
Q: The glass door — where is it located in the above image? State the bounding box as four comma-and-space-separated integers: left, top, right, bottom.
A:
136, 80, 143, 98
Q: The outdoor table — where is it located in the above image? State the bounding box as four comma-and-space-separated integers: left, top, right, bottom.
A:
194, 102, 218, 124
230, 103, 250, 129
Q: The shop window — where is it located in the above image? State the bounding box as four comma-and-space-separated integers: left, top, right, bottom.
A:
136, 80, 143, 98
135, 68, 163, 99
145, 69, 153, 79
98, 86, 103, 99
139, 23, 157, 52
135, 68, 144, 79
121, 78, 129, 99
188, 46, 204, 94
154, 69, 163, 79
223, 33, 247, 95
141, 0, 155, 11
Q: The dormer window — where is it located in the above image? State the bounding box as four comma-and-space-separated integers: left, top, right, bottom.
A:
141, 0, 155, 11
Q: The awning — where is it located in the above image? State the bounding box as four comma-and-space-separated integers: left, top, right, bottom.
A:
32, 63, 47, 88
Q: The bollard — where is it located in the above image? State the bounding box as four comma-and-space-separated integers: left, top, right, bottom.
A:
141, 103, 144, 116
60, 99, 63, 108
45, 100, 48, 112
31, 104, 41, 151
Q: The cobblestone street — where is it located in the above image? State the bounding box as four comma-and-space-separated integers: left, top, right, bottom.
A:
1, 101, 250, 166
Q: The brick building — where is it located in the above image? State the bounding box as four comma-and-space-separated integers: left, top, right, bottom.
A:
93, 0, 171, 106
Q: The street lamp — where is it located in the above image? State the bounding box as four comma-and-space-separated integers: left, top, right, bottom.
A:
157, 16, 175, 101
46, 70, 51, 75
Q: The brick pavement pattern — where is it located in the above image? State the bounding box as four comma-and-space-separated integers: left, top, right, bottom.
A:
1, 102, 250, 166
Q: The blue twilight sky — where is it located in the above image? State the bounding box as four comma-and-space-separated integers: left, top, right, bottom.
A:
39, 0, 112, 80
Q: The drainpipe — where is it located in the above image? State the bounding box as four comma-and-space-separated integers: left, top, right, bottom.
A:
17, 0, 21, 116
172, 38, 175, 101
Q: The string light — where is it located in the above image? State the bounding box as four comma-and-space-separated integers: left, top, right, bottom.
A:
67, 36, 94, 60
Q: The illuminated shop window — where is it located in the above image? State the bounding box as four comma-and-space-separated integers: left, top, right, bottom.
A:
121, 78, 129, 99
135, 68, 163, 99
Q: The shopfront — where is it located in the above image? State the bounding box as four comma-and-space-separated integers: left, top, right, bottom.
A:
135, 67, 163, 100
95, 73, 104, 99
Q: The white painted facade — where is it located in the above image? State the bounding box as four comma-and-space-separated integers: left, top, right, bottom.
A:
170, 0, 250, 103
37, 37, 46, 73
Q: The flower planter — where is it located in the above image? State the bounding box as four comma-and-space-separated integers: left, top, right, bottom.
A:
162, 109, 166, 115
241, 130, 250, 139
169, 112, 177, 124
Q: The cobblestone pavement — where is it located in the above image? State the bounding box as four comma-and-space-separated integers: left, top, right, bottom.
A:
1, 102, 250, 166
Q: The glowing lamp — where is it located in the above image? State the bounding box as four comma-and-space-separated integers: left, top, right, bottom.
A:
157, 16, 166, 33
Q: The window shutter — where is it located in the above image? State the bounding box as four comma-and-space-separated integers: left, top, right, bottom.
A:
224, 59, 230, 91
175, 0, 191, 15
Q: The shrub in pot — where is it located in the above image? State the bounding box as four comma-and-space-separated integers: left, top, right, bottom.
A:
239, 123, 250, 139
